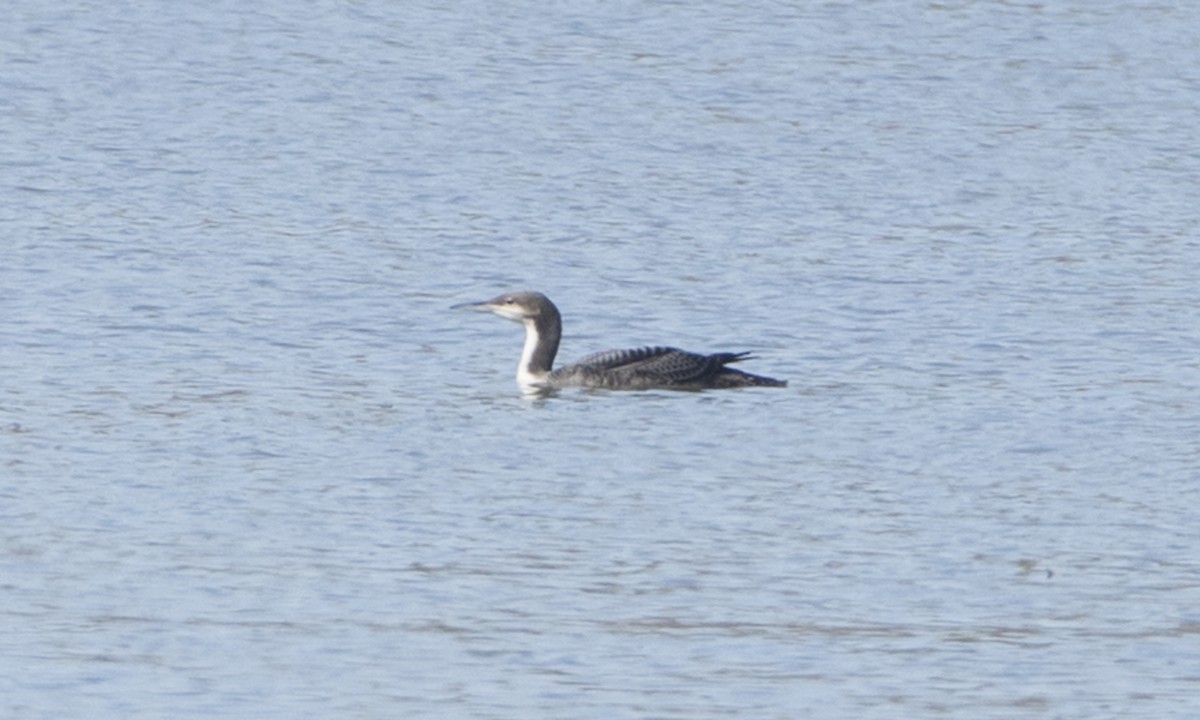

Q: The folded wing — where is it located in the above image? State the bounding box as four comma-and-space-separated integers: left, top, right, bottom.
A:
564, 346, 752, 386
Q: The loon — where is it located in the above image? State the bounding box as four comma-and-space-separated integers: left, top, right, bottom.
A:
454, 291, 787, 391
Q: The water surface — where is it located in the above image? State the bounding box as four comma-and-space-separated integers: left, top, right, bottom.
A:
3, 1, 1199, 718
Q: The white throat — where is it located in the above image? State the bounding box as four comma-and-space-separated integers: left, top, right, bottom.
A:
517, 318, 549, 386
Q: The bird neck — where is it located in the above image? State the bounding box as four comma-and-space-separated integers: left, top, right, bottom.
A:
517, 306, 561, 385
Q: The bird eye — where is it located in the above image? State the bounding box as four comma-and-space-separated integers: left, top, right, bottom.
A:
505, 298, 515, 304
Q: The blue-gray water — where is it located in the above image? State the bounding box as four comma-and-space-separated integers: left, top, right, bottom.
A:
4, 1, 1199, 718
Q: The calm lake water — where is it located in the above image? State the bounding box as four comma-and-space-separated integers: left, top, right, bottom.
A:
4, 1, 1200, 718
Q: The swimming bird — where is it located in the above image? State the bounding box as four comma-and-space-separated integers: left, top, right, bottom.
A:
454, 291, 786, 391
